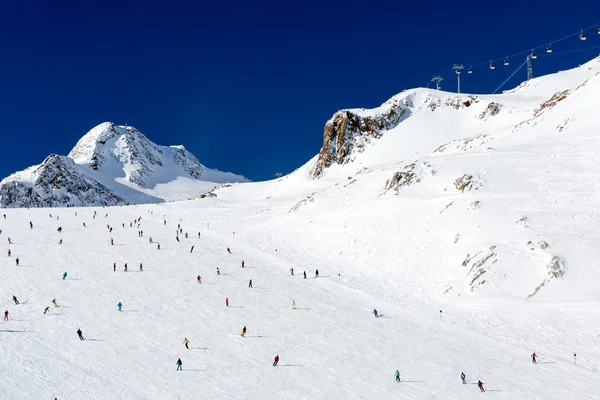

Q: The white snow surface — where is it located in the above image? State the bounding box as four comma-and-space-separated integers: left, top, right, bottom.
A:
1, 58, 600, 399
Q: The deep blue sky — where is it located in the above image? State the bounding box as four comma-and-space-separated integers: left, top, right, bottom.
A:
1, 1, 599, 181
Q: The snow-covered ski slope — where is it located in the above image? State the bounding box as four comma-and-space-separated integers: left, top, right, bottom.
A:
3, 58, 600, 399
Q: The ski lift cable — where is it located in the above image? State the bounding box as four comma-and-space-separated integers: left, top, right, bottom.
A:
491, 58, 529, 94
442, 21, 600, 72
536, 44, 600, 57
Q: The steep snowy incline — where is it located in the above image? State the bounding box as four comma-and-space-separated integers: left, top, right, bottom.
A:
0, 122, 249, 207
234, 56, 600, 303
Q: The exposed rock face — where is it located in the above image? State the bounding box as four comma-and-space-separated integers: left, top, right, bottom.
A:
311, 95, 414, 178
478, 102, 503, 119
462, 246, 498, 292
289, 194, 316, 213
0, 155, 124, 207
533, 90, 570, 118
454, 174, 482, 192
384, 161, 435, 193
527, 256, 566, 299
434, 134, 492, 154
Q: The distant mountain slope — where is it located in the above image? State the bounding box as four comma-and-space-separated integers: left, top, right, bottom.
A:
0, 122, 248, 207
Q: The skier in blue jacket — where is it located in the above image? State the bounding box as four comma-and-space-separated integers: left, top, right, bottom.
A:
117, 302, 122, 311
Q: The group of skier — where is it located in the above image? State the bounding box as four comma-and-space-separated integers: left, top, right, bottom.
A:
1, 208, 518, 393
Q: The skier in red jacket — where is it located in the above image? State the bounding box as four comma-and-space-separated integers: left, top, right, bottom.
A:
273, 355, 279, 366
478, 380, 484, 392
227, 247, 231, 254
531, 352, 537, 364
242, 260, 245, 268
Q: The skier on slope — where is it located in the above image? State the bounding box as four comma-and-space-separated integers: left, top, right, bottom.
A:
29, 221, 33, 229
273, 355, 279, 366
478, 380, 485, 392
372, 309, 379, 318
62, 272, 67, 280
113, 263, 116, 272
289, 268, 294, 276
227, 247, 231, 254
315, 269, 319, 278
226, 298, 229, 307
292, 300, 296, 309
149, 237, 153, 243
117, 302, 122, 311
52, 299, 58, 307
531, 352, 537, 364
12, 295, 19, 305
303, 271, 307, 279
241, 326, 247, 337
77, 329, 84, 340
185, 232, 188, 239
198, 232, 201, 238
248, 279, 253, 288
395, 370, 400, 382
111, 238, 114, 246
3, 310, 8, 321
43, 306, 50, 314
15, 257, 19, 266
183, 338, 189, 349
190, 246, 194, 253
241, 260, 245, 268
461, 372, 466, 384
139, 263, 143, 271
176, 358, 183, 371
124, 263, 128, 272
59, 239, 62, 245
217, 268, 220, 275
176, 236, 180, 242
157, 243, 161, 250
7, 249, 10, 257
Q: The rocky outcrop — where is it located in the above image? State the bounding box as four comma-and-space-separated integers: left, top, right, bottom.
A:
462, 246, 498, 292
527, 256, 566, 299
533, 90, 570, 118
434, 134, 491, 154
454, 174, 482, 192
384, 161, 435, 192
0, 155, 124, 207
289, 194, 316, 213
311, 95, 414, 178
477, 102, 502, 119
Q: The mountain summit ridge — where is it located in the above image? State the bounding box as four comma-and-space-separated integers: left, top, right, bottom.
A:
0, 122, 248, 207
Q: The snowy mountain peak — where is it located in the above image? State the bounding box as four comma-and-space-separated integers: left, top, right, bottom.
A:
0, 122, 248, 207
